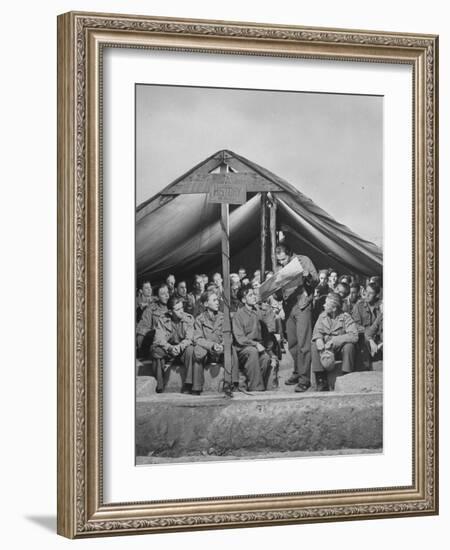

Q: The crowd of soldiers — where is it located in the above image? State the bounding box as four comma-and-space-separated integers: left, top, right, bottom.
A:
136, 243, 383, 395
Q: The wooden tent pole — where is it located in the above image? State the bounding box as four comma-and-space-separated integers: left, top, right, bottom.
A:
269, 193, 277, 272
220, 163, 232, 393
260, 193, 267, 282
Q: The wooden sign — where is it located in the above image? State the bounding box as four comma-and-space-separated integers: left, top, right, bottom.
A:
208, 181, 246, 204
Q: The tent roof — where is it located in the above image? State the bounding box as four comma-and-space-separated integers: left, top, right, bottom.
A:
136, 149, 382, 283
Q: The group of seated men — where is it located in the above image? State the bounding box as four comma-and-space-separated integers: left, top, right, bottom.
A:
136, 275, 278, 395
136, 246, 383, 395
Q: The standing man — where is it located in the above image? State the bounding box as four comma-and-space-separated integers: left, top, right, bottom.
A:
275, 243, 319, 393
136, 284, 170, 358
232, 285, 277, 391
150, 296, 194, 393
188, 291, 239, 395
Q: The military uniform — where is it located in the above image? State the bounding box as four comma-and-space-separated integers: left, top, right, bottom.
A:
278, 254, 318, 389
136, 291, 154, 323
352, 299, 382, 370
135, 300, 168, 358
232, 304, 276, 391
366, 310, 383, 343
352, 300, 381, 333
187, 291, 205, 318
230, 286, 242, 314
174, 291, 195, 316
190, 310, 239, 392
311, 310, 358, 374
150, 312, 194, 392
342, 296, 357, 316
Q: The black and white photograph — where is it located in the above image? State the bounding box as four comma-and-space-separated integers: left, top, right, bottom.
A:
135, 84, 384, 465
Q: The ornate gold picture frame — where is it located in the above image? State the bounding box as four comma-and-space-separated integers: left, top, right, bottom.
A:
57, 11, 438, 538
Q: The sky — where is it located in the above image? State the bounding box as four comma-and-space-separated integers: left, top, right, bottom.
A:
136, 84, 383, 247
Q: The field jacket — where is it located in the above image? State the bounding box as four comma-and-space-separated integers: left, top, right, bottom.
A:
232, 304, 276, 348
136, 300, 168, 336
153, 312, 194, 352
312, 311, 358, 347
194, 311, 225, 351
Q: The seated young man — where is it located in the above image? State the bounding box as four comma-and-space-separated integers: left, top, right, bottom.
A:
187, 274, 206, 318
311, 292, 359, 391
312, 270, 330, 326
136, 280, 154, 323
352, 282, 382, 370
188, 291, 239, 395
366, 303, 383, 361
346, 283, 360, 316
230, 273, 242, 314
150, 296, 194, 393
336, 282, 351, 313
232, 285, 277, 391
328, 269, 339, 291
174, 279, 194, 316
136, 284, 170, 359
205, 282, 225, 312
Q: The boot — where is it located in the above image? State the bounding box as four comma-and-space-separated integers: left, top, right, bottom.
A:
315, 371, 329, 392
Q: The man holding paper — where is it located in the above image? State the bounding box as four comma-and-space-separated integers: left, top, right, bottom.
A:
260, 243, 318, 392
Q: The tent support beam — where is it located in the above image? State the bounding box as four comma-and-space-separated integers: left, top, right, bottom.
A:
220, 163, 232, 393
269, 193, 277, 272
260, 193, 267, 282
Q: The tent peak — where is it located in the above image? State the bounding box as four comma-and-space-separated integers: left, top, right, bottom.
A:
209, 149, 239, 162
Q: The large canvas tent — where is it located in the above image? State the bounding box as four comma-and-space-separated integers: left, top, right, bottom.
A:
136, 150, 382, 285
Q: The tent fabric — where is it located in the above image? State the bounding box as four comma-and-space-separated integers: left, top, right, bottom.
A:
137, 194, 262, 281
136, 150, 382, 284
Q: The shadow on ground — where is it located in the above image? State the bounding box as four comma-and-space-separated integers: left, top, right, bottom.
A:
25, 515, 56, 533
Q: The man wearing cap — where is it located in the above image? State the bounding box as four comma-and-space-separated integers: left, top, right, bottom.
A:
311, 292, 359, 391
275, 243, 319, 393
